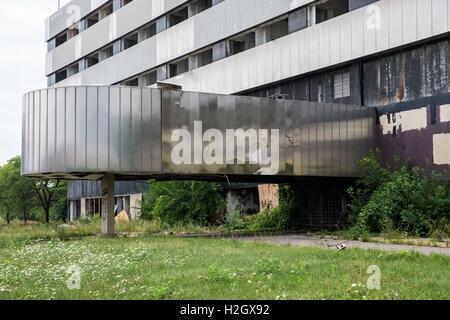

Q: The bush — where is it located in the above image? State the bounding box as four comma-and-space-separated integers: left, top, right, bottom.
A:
348, 150, 450, 237
249, 208, 287, 232
142, 181, 226, 226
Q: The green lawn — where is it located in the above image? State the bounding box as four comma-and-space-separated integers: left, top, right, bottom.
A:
0, 223, 449, 300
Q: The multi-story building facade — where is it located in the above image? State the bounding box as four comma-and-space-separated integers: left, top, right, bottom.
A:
36, 0, 450, 228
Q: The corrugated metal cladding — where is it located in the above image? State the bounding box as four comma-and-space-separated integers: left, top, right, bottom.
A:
67, 180, 148, 200
22, 86, 376, 180
246, 64, 362, 106
245, 38, 450, 108
364, 39, 450, 107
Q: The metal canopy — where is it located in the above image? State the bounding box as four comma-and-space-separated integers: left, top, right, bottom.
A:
22, 86, 376, 181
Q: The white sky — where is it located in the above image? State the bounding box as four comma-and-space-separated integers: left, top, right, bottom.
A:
0, 0, 71, 166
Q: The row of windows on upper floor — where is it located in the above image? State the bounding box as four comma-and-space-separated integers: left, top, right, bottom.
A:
48, 0, 134, 51
48, 0, 222, 85
48, 0, 379, 86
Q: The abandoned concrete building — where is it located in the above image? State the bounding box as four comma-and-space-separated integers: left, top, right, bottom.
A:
22, 0, 450, 234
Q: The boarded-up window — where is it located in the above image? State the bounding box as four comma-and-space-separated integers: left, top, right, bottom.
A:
333, 72, 350, 99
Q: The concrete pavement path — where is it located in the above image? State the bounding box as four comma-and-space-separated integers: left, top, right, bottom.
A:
238, 234, 450, 256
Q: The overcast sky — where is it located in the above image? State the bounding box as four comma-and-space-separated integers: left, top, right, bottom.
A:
0, 0, 72, 166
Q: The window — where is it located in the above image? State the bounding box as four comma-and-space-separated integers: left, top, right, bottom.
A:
55, 69, 67, 83
189, 0, 213, 16
333, 72, 351, 99
122, 78, 139, 87
314, 0, 349, 25
55, 32, 67, 47
140, 71, 157, 86
192, 48, 213, 68
67, 63, 79, 77
99, 2, 113, 20
99, 45, 114, 61
86, 52, 100, 67
86, 12, 99, 28
139, 23, 157, 41
169, 58, 189, 78
123, 32, 138, 49
168, 6, 189, 27
228, 32, 256, 56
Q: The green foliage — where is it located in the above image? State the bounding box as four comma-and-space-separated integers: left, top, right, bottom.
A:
224, 204, 253, 231
348, 150, 450, 237
142, 181, 226, 226
224, 185, 301, 233
0, 156, 37, 222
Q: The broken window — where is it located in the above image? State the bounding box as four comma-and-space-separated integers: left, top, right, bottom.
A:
55, 32, 68, 47
333, 71, 351, 99
67, 63, 79, 77
86, 11, 99, 28
86, 52, 100, 68
99, 45, 114, 61
189, 0, 213, 16
313, 0, 349, 25
122, 77, 139, 87
169, 58, 189, 78
123, 32, 138, 50
55, 69, 67, 83
228, 32, 256, 56
98, 2, 113, 20
139, 23, 157, 42
256, 17, 289, 45
189, 48, 213, 70
168, 6, 189, 27
140, 71, 157, 86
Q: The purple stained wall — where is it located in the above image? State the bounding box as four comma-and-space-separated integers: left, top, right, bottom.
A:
377, 96, 450, 176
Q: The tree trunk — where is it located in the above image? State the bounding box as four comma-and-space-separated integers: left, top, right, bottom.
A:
45, 208, 50, 224
6, 212, 10, 224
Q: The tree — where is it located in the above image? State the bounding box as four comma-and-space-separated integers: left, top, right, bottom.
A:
32, 179, 67, 224
0, 156, 37, 223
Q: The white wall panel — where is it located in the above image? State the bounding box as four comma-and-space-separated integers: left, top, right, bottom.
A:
375, 0, 390, 52
48, 0, 315, 75
402, 0, 417, 44
432, 0, 449, 35
56, 0, 450, 94
417, 0, 433, 40
388, 0, 403, 48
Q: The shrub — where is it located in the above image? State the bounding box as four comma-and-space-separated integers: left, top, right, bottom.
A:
249, 208, 287, 232
349, 150, 450, 237
142, 181, 226, 226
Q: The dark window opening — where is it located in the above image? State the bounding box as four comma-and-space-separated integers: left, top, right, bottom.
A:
86, 12, 99, 28
122, 78, 139, 86
168, 6, 189, 27
169, 58, 189, 78
190, 0, 213, 16
192, 48, 213, 69
315, 0, 349, 24
99, 45, 114, 61
141, 71, 157, 86
55, 69, 67, 83
268, 18, 289, 41
140, 23, 157, 41
86, 53, 99, 68
55, 32, 68, 47
99, 2, 114, 19
228, 32, 256, 56
67, 63, 79, 77
123, 32, 138, 49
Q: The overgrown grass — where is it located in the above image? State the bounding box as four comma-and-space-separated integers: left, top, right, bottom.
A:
0, 224, 449, 300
